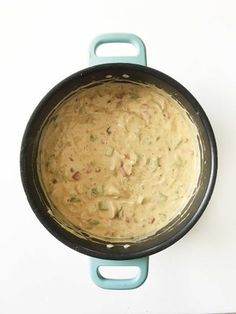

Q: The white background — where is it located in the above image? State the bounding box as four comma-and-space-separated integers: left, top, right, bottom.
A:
1, 0, 236, 313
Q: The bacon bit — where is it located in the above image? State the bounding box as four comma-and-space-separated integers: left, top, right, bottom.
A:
140, 110, 151, 123
120, 160, 132, 176
120, 161, 128, 177
120, 166, 127, 177
72, 171, 80, 180
148, 217, 155, 224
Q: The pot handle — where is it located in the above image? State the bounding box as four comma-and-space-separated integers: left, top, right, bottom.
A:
88, 33, 148, 290
90, 256, 148, 290
89, 33, 147, 66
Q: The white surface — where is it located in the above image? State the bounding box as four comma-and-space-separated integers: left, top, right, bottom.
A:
1, 0, 236, 313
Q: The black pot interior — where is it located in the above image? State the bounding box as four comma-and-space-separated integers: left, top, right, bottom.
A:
20, 63, 217, 260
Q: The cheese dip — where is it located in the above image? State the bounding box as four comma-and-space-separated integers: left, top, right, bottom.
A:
37, 82, 200, 241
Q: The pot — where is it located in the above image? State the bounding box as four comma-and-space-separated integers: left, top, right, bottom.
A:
20, 33, 217, 289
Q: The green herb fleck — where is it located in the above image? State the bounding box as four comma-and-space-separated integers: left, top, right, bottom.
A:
159, 192, 168, 201
90, 134, 97, 142
88, 219, 100, 225
174, 139, 183, 150
90, 160, 96, 166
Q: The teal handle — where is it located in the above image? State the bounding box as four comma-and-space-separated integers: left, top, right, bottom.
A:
90, 256, 149, 290
89, 34, 148, 290
89, 33, 147, 66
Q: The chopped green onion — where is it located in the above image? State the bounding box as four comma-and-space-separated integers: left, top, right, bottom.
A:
105, 146, 114, 157
159, 192, 168, 201
88, 219, 100, 225
97, 184, 104, 195
98, 201, 108, 210
91, 187, 98, 196
159, 213, 167, 220
135, 153, 142, 162
91, 184, 104, 196
90, 160, 96, 166
149, 159, 158, 172
117, 206, 124, 218
68, 196, 81, 203
90, 134, 97, 142
146, 157, 161, 171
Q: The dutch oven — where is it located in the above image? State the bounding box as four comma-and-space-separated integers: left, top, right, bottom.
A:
20, 33, 217, 289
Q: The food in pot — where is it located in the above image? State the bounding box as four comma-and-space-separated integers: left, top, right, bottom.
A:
37, 81, 201, 241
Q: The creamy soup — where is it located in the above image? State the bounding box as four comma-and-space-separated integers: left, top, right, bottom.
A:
37, 82, 200, 241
